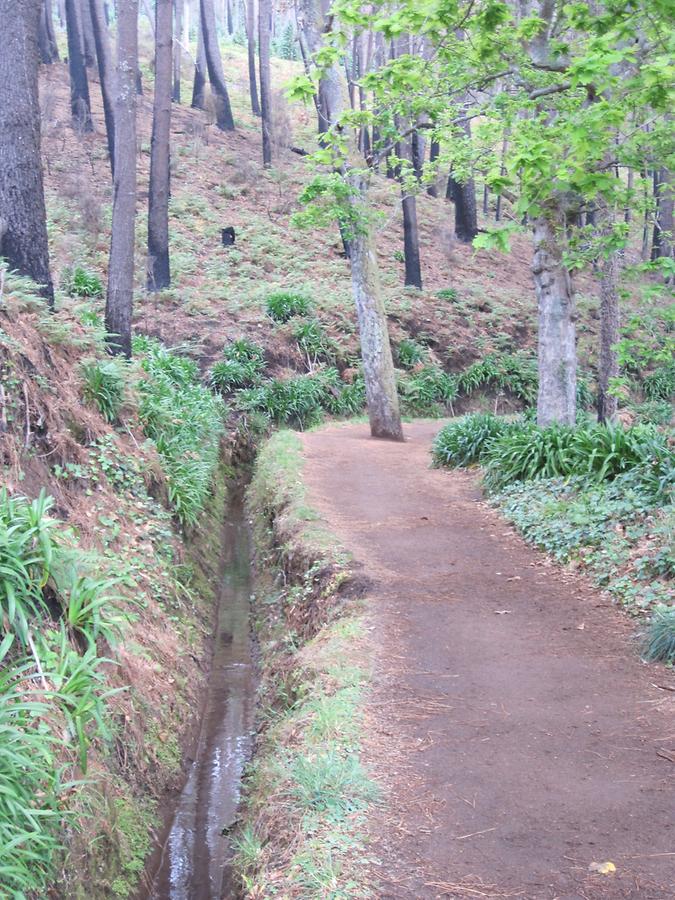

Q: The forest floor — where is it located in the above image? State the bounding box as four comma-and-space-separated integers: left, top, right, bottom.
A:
299, 421, 675, 900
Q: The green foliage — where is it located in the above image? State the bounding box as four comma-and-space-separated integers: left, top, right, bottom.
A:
643, 606, 675, 663
134, 337, 225, 527
209, 338, 266, 393
630, 400, 673, 427
435, 288, 458, 302
289, 750, 376, 818
61, 265, 104, 299
643, 362, 675, 401
398, 366, 457, 416
431, 414, 515, 468
265, 291, 312, 322
396, 337, 427, 368
458, 353, 538, 405
80, 357, 127, 422
293, 319, 338, 366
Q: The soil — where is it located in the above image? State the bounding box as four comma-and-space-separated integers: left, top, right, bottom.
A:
300, 421, 675, 900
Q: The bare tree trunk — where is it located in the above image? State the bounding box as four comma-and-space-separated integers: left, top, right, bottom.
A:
191, 11, 207, 109
79, 0, 96, 65
651, 169, 674, 265
447, 175, 478, 243
532, 214, 577, 425
173, 0, 184, 102
105, 0, 139, 358
258, 0, 272, 165
39, 1, 60, 63
226, 0, 233, 34
65, 0, 94, 131
245, 0, 260, 116
44, 0, 59, 59
200, 0, 235, 130
89, 0, 116, 173
0, 0, 54, 304
598, 248, 620, 423
148, 0, 172, 291
427, 139, 440, 197
348, 176, 404, 440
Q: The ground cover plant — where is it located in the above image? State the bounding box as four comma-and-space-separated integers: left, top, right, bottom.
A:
265, 290, 312, 322
209, 338, 267, 393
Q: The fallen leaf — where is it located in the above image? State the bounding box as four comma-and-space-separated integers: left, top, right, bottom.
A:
589, 861, 616, 875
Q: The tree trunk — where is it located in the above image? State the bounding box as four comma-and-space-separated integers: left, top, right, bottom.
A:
200, 0, 235, 130
427, 140, 440, 197
245, 0, 260, 116
191, 12, 207, 109
147, 0, 172, 291
173, 0, 184, 103
226, 0, 233, 34
258, 0, 272, 165
0, 0, 54, 304
89, 0, 116, 174
65, 0, 94, 131
651, 169, 674, 265
79, 0, 97, 66
39, 1, 60, 63
447, 175, 478, 243
44, 0, 59, 59
105, 0, 138, 358
532, 215, 577, 425
402, 192, 422, 288
597, 248, 620, 423
348, 177, 404, 440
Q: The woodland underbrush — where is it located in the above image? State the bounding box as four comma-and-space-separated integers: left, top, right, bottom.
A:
235, 430, 377, 898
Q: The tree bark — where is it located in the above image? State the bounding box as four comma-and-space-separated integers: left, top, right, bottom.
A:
245, 0, 261, 116
105, 0, 139, 358
427, 139, 440, 197
191, 11, 207, 109
0, 0, 54, 304
348, 176, 404, 441
65, 0, 94, 131
39, 1, 60, 63
173, 0, 184, 102
200, 0, 235, 130
147, 0, 173, 291
446, 175, 478, 243
89, 0, 116, 173
651, 169, 673, 265
597, 248, 620, 423
79, 0, 97, 66
258, 0, 272, 165
532, 214, 577, 425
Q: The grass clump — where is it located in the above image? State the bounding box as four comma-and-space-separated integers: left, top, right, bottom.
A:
643, 606, 675, 663
135, 336, 225, 527
80, 357, 127, 422
457, 352, 538, 405
396, 337, 427, 369
293, 318, 337, 367
209, 338, 266, 393
266, 290, 312, 322
432, 413, 514, 468
61, 265, 104, 299
398, 365, 457, 416
643, 361, 675, 401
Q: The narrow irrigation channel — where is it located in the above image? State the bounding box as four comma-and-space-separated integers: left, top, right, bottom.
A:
148, 495, 256, 900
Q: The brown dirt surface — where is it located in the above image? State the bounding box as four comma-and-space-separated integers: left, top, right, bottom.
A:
299, 421, 675, 900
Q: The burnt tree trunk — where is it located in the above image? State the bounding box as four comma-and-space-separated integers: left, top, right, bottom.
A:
173, 0, 184, 102
532, 214, 577, 425
191, 12, 207, 109
258, 0, 272, 165
0, 0, 54, 304
245, 0, 260, 116
105, 0, 139, 357
427, 139, 440, 197
447, 175, 478, 243
147, 0, 173, 291
65, 0, 94, 130
89, 0, 116, 173
200, 0, 235, 130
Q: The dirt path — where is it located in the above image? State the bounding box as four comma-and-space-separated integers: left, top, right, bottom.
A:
300, 421, 674, 900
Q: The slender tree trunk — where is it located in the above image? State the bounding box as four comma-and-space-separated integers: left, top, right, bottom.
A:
427, 139, 440, 197
532, 214, 577, 425
226, 0, 233, 34
258, 0, 272, 165
245, 0, 261, 116
173, 0, 184, 102
0, 0, 54, 304
39, 1, 60, 63
200, 0, 235, 130
89, 0, 116, 173
148, 0, 172, 291
651, 169, 674, 265
65, 0, 94, 131
348, 177, 404, 440
105, 0, 139, 358
44, 0, 59, 60
447, 175, 478, 243
402, 192, 422, 288
192, 12, 207, 109
597, 248, 620, 423
79, 0, 96, 65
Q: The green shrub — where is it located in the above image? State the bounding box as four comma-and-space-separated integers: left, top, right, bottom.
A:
61, 265, 104, 299
80, 357, 126, 422
397, 338, 427, 369
631, 400, 673, 427
265, 291, 311, 322
325, 375, 366, 417
399, 366, 457, 416
432, 414, 514, 468
135, 338, 225, 526
436, 288, 458, 302
458, 352, 538, 405
643, 605, 675, 663
209, 338, 266, 393
643, 362, 675, 401
294, 319, 337, 366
